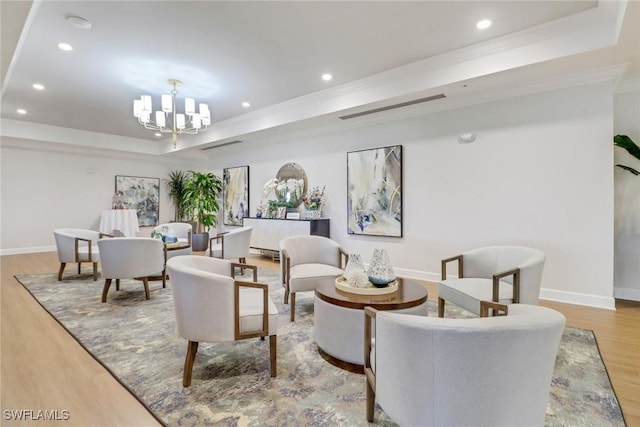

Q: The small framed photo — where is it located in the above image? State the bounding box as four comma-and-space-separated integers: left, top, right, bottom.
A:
286, 212, 300, 220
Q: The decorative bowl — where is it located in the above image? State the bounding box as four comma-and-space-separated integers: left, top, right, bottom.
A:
368, 276, 395, 288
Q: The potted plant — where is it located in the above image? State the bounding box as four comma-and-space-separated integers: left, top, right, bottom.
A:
614, 134, 640, 175
182, 170, 223, 251
165, 170, 188, 221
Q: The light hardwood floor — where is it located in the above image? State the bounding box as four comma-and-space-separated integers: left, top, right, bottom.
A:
2, 251, 639, 426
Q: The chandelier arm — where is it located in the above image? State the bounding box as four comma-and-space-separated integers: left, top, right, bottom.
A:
133, 79, 209, 150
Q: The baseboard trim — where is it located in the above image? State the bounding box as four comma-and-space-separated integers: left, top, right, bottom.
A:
539, 288, 616, 310
0, 245, 56, 256
394, 267, 441, 283
613, 286, 640, 302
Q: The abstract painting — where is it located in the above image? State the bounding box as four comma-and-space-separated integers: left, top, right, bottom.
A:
223, 165, 250, 226
347, 145, 402, 237
115, 175, 160, 226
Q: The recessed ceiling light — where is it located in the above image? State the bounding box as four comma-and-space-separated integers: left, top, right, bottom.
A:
32, 83, 45, 90
67, 15, 92, 30
241, 101, 251, 108
476, 19, 492, 30
17, 109, 27, 114
154, 132, 162, 137
58, 43, 73, 51
321, 73, 333, 81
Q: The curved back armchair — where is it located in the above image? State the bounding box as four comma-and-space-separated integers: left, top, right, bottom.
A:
279, 235, 347, 321
365, 304, 565, 426
97, 237, 165, 302
152, 222, 192, 244
152, 222, 193, 258
54, 228, 103, 281
438, 246, 545, 317
167, 255, 278, 386
206, 226, 252, 264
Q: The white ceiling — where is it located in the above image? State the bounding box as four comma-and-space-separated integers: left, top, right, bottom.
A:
1, 1, 638, 156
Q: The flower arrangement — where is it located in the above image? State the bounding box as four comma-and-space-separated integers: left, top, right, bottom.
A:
302, 185, 325, 211
263, 178, 280, 201
263, 177, 304, 205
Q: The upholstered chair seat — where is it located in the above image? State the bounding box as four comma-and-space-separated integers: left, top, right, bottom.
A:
167, 255, 277, 387
438, 246, 545, 317
280, 235, 347, 321
365, 303, 566, 426
54, 228, 104, 281
288, 263, 345, 288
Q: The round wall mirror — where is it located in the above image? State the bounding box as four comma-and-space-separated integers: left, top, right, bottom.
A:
275, 162, 308, 208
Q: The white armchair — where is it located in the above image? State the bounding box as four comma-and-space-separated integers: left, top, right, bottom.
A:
365, 303, 566, 426
54, 228, 105, 281
438, 246, 546, 317
205, 226, 252, 264
152, 222, 193, 258
166, 255, 278, 387
97, 237, 165, 302
280, 235, 347, 321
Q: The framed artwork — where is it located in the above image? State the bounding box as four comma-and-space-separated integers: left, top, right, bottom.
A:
347, 145, 402, 237
115, 175, 160, 226
223, 165, 250, 226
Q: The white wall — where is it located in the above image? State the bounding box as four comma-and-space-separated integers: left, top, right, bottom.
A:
0, 139, 205, 253
0, 82, 617, 308
210, 82, 616, 308
613, 86, 640, 301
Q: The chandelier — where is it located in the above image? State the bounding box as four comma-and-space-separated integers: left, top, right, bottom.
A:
133, 79, 210, 149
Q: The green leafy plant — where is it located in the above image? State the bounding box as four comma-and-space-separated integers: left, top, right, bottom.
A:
614, 135, 640, 175
182, 171, 223, 233
165, 170, 188, 221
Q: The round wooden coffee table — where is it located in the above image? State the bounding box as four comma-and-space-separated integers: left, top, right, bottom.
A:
314, 278, 428, 373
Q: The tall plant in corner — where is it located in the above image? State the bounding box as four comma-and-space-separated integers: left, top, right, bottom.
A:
182, 170, 223, 251
165, 170, 188, 221
614, 135, 640, 175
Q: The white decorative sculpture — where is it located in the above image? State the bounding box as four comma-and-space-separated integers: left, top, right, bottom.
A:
367, 249, 396, 287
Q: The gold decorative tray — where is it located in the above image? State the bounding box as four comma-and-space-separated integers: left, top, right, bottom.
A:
335, 276, 398, 295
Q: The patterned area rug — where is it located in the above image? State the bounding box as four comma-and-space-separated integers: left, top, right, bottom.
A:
15, 269, 625, 426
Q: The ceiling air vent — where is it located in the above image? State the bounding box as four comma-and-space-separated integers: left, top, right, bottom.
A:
339, 93, 446, 120
200, 140, 243, 151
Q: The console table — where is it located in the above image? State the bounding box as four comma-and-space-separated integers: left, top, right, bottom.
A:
242, 217, 330, 252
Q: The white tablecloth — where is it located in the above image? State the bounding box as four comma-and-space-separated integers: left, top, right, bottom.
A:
99, 209, 140, 237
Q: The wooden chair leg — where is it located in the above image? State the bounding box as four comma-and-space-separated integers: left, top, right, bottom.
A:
162, 269, 167, 288
115, 279, 120, 291
142, 278, 150, 300
101, 278, 112, 303
366, 373, 376, 422
183, 341, 199, 387
438, 297, 445, 318
77, 262, 81, 274
92, 262, 98, 281
58, 263, 66, 281
284, 288, 289, 304
269, 335, 277, 377
290, 293, 296, 322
